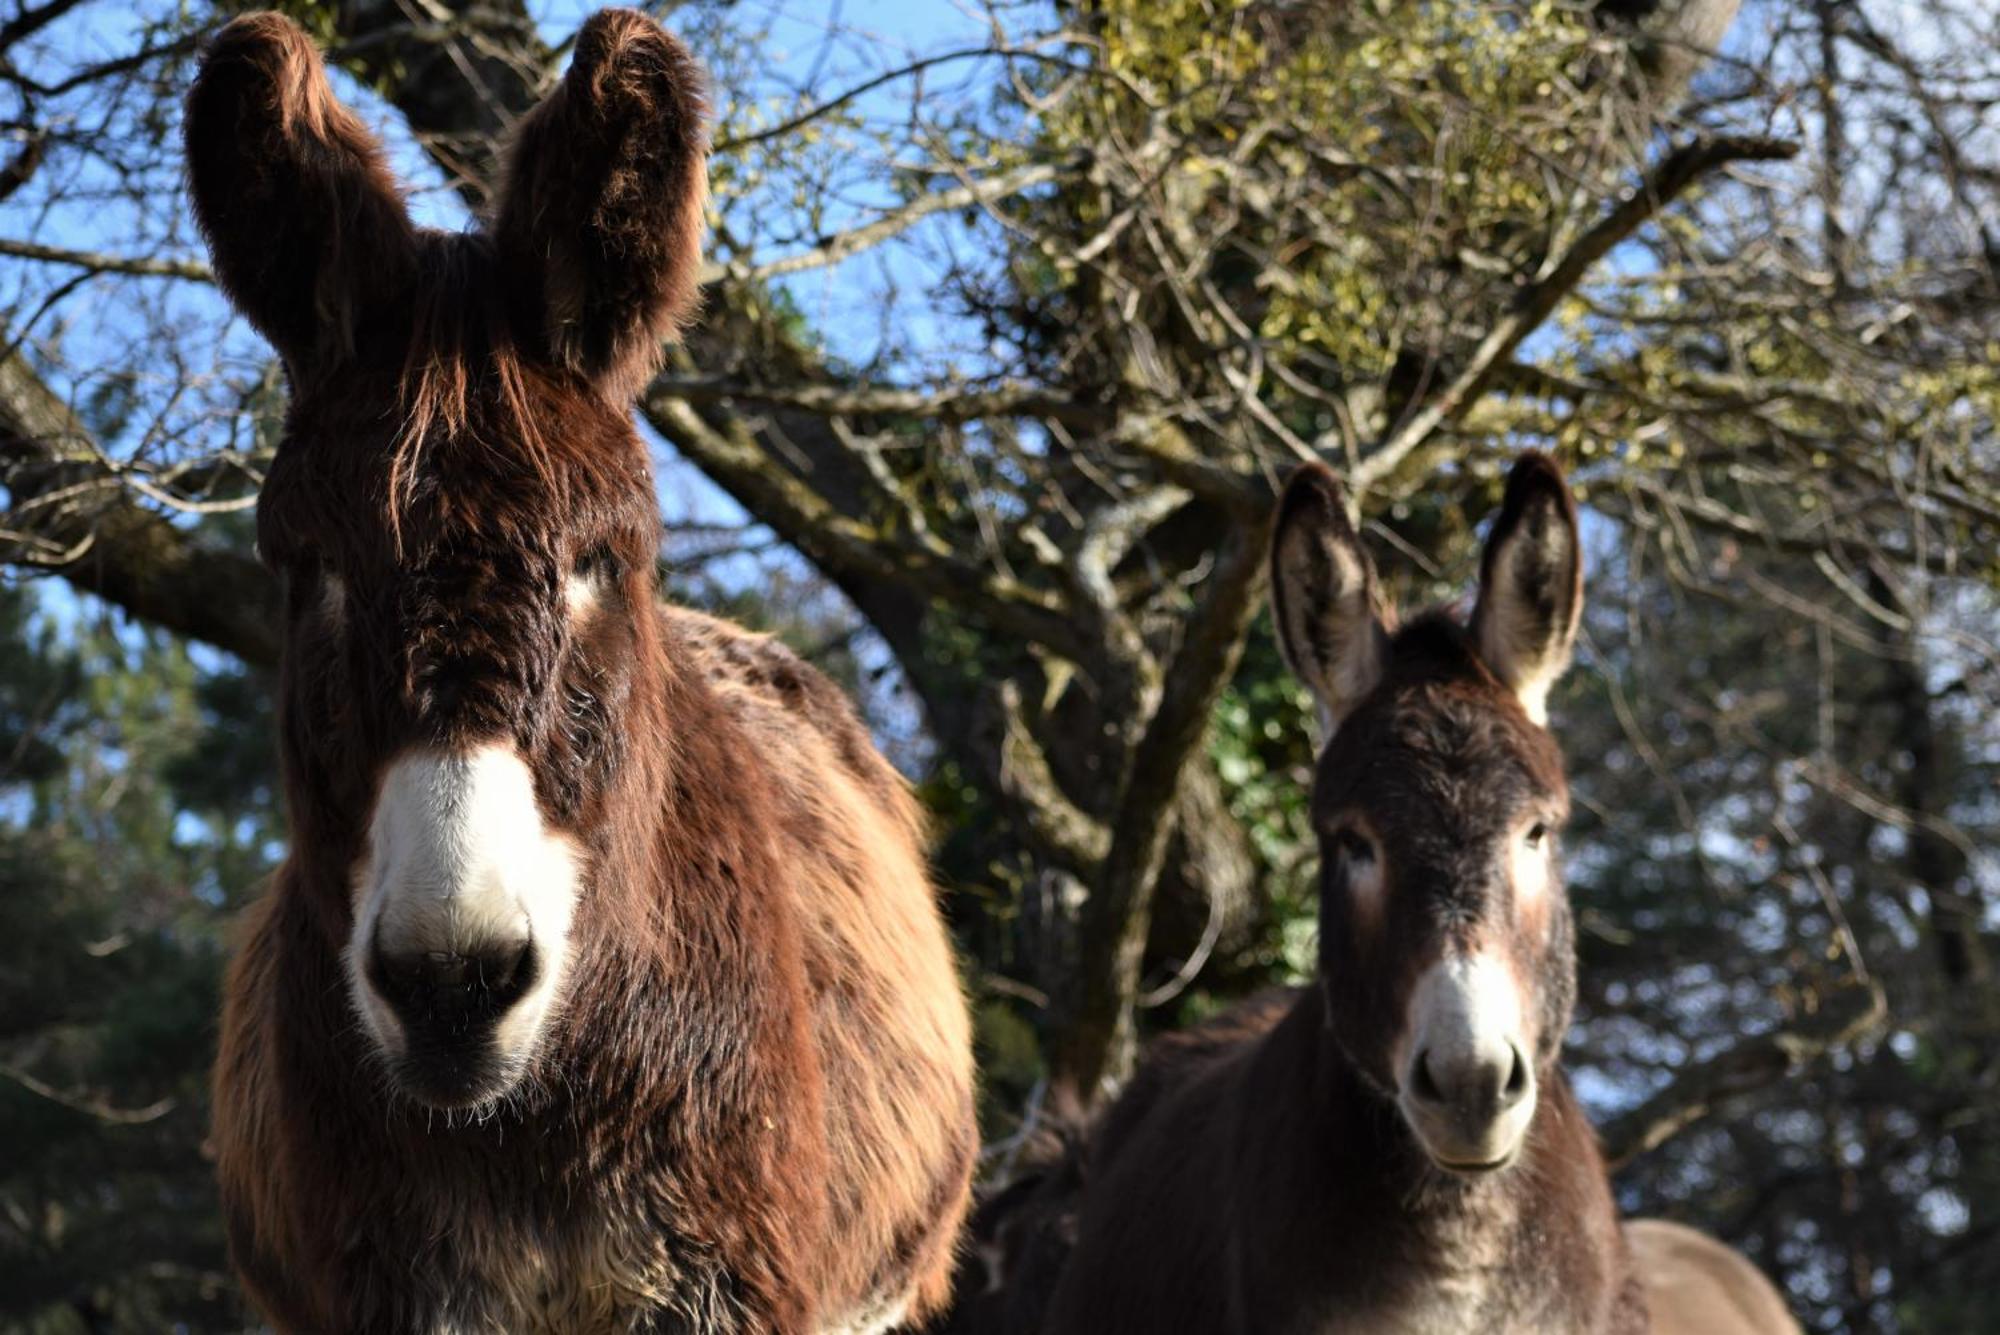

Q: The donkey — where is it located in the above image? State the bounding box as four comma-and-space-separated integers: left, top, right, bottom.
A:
189, 11, 975, 1331
945, 455, 1796, 1334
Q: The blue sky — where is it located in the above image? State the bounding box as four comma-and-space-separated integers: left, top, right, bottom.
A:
0, 1, 1040, 736
0, 1, 1052, 839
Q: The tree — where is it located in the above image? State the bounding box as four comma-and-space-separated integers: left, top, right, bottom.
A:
0, 0, 1993, 1327
0, 582, 277, 1329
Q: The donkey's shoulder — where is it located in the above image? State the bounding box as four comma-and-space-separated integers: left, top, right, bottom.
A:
660, 604, 912, 817
660, 604, 864, 732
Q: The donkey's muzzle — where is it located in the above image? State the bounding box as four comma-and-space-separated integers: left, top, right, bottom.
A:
366, 937, 539, 1104
1404, 1039, 1533, 1171
1397, 952, 1539, 1173
349, 745, 582, 1109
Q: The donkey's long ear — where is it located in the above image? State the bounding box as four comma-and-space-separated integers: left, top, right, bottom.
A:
185, 13, 417, 378
1470, 454, 1583, 725
1270, 463, 1391, 730
491, 9, 708, 401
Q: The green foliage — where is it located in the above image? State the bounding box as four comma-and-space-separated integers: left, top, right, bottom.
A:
0, 589, 275, 1332
1031, 1, 1602, 409
1205, 624, 1318, 984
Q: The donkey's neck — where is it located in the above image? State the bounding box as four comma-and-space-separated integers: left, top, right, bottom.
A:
1226, 991, 1629, 1332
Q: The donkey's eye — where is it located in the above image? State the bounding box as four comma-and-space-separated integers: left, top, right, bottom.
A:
575, 546, 623, 582
283, 553, 323, 594
1331, 829, 1376, 866
1524, 822, 1549, 849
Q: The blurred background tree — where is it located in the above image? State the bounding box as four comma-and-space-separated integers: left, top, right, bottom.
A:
0, 0, 1993, 1329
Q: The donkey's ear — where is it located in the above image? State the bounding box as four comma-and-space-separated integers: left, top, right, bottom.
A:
185, 13, 417, 377
491, 9, 709, 401
1470, 454, 1583, 725
1270, 463, 1391, 730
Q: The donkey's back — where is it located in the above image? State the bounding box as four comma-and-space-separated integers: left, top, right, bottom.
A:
1628, 1219, 1801, 1335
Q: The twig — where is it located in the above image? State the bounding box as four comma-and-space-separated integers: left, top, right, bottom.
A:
0, 1060, 175, 1125
1353, 133, 1799, 496
0, 236, 213, 282
721, 159, 1071, 284
652, 373, 1107, 429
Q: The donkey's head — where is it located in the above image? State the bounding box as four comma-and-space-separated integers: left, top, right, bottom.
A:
187, 10, 707, 1109
1271, 455, 1584, 1175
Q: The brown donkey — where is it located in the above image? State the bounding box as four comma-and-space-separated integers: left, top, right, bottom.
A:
945, 456, 1795, 1334
190, 12, 974, 1331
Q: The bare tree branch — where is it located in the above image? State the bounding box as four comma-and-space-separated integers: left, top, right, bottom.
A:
653, 373, 1108, 429
0, 236, 212, 281
0, 352, 278, 666
1051, 511, 1273, 1095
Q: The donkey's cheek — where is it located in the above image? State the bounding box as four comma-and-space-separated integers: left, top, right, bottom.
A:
1508, 839, 1551, 934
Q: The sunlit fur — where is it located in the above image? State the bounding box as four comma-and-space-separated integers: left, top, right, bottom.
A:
194, 11, 974, 1331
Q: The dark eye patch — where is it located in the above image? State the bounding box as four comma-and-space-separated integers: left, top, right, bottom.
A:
574, 544, 623, 582
1330, 827, 1376, 866
281, 553, 328, 611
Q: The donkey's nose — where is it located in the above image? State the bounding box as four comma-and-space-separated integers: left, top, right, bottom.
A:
1398, 953, 1538, 1170
1409, 1039, 1531, 1129
367, 938, 538, 1038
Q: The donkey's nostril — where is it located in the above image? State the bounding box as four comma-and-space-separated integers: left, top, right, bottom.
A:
480, 940, 530, 993
368, 937, 537, 1032
1410, 1049, 1446, 1106
422, 950, 467, 988
1409, 1043, 1523, 1122
1501, 1044, 1530, 1104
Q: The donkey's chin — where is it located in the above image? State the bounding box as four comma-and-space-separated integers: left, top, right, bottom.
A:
386, 1040, 531, 1113
352, 977, 559, 1115
1399, 1100, 1536, 1178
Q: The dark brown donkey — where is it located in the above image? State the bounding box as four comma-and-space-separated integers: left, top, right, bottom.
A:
190, 12, 974, 1331
945, 456, 1796, 1334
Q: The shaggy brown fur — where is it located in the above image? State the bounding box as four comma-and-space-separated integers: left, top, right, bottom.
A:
939, 458, 1795, 1335
191, 12, 974, 1332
